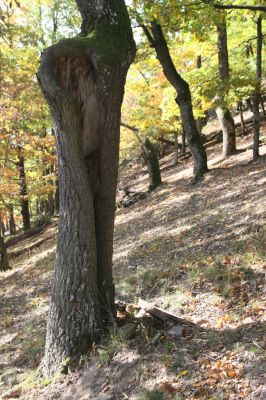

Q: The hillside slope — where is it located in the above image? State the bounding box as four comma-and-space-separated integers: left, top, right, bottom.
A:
0, 126, 265, 400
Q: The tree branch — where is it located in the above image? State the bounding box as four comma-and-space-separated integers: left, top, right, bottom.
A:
201, 1, 266, 12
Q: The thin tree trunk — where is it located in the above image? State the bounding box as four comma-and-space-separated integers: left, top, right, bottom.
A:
37, 0, 135, 376
17, 148, 31, 231
47, 192, 54, 216
121, 122, 162, 190
8, 205, 16, 235
252, 15, 262, 161
143, 138, 162, 190
260, 95, 266, 119
1, 221, 6, 237
0, 235, 9, 272
216, 14, 236, 158
173, 132, 179, 166
181, 126, 186, 154
238, 101, 247, 136
142, 22, 208, 182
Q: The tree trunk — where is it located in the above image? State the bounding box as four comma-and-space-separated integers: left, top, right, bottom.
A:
252, 15, 262, 161
260, 95, 266, 120
0, 235, 9, 272
1, 221, 6, 237
54, 177, 59, 215
238, 101, 247, 136
47, 192, 54, 216
143, 138, 162, 190
216, 14, 236, 158
17, 149, 31, 231
142, 22, 208, 182
181, 126, 186, 154
37, 0, 135, 376
8, 205, 16, 235
173, 132, 179, 166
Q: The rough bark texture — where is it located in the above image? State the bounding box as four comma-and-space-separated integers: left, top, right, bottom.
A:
142, 22, 208, 182
16, 149, 31, 231
252, 16, 262, 161
37, 0, 135, 376
216, 14, 236, 158
143, 138, 162, 190
0, 235, 9, 272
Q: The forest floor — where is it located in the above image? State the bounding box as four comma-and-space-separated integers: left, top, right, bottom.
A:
0, 122, 266, 400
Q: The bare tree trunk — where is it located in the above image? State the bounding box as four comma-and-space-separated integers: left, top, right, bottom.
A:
260, 95, 266, 120
173, 132, 179, 166
17, 148, 31, 231
181, 126, 186, 154
8, 205, 16, 235
142, 22, 208, 182
216, 14, 236, 158
143, 138, 162, 190
0, 235, 9, 272
1, 221, 6, 237
121, 123, 162, 190
37, 0, 135, 376
238, 101, 247, 135
252, 15, 262, 161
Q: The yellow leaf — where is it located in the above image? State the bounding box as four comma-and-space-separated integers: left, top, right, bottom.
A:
176, 370, 189, 379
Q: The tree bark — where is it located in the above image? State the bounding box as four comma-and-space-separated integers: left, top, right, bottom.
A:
8, 205, 16, 235
16, 148, 31, 231
37, 0, 135, 376
216, 14, 236, 158
142, 22, 208, 182
54, 177, 59, 215
0, 234, 9, 272
181, 126, 186, 154
252, 15, 262, 161
143, 138, 162, 190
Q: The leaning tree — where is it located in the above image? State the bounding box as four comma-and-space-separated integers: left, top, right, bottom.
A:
37, 0, 136, 376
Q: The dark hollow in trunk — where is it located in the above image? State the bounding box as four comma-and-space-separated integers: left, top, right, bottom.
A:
37, 0, 136, 377
142, 21, 208, 182
143, 138, 162, 190
216, 14, 236, 158
17, 150, 31, 231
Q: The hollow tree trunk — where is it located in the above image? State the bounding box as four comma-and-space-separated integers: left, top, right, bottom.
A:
143, 138, 162, 190
142, 22, 208, 182
0, 235, 9, 272
252, 15, 262, 161
17, 148, 31, 231
216, 14, 236, 158
37, 0, 135, 377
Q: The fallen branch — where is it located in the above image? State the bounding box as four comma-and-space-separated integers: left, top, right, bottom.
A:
138, 299, 202, 329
